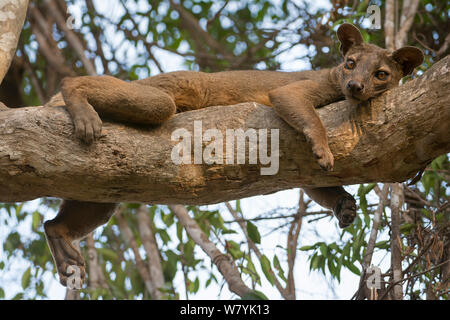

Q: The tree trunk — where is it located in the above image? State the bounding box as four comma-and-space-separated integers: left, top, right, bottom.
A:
0, 56, 449, 204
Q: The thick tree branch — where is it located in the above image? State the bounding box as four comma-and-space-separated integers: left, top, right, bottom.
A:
136, 205, 165, 300
0, 56, 449, 204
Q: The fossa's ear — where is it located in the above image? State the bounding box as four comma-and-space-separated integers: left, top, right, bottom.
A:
391, 46, 424, 76
337, 23, 364, 56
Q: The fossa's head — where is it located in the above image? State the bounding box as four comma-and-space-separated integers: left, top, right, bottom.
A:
336, 23, 424, 104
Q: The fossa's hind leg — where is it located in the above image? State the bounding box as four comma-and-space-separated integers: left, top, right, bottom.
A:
44, 200, 118, 286
303, 186, 357, 228
53, 75, 177, 143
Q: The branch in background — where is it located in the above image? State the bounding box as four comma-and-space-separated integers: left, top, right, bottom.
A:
384, 0, 395, 51
0, 0, 29, 85
286, 190, 306, 300
86, 233, 109, 292
355, 184, 389, 300
85, 0, 110, 75
136, 205, 165, 300
389, 182, 404, 300
436, 33, 450, 59
225, 202, 289, 299
168, 0, 231, 58
169, 204, 251, 297
44, 0, 97, 76
115, 206, 156, 297
29, 5, 76, 78
396, 0, 420, 49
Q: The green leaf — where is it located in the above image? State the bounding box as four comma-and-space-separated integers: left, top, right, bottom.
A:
221, 228, 238, 235
246, 221, 261, 244
0, 287, 4, 299
235, 200, 242, 214
319, 243, 328, 258
327, 257, 337, 276
357, 183, 375, 214
299, 245, 316, 251
158, 229, 171, 245
273, 255, 287, 283
193, 277, 200, 293
22, 267, 31, 290
12, 293, 23, 300
32, 211, 40, 231
98, 248, 118, 261
163, 250, 178, 282
400, 223, 415, 235
375, 240, 390, 249
245, 259, 260, 285
176, 222, 184, 241
226, 240, 244, 259
310, 253, 320, 270
346, 261, 361, 276
242, 290, 268, 300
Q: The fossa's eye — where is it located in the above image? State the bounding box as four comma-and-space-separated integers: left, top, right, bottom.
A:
345, 59, 355, 70
375, 70, 389, 80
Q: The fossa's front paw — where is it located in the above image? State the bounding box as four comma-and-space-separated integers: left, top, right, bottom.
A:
334, 195, 357, 228
312, 144, 334, 171
72, 109, 103, 144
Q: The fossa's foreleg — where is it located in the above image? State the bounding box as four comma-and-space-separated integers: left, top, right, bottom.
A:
269, 80, 339, 171
269, 80, 357, 227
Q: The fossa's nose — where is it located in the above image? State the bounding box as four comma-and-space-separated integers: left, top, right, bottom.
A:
347, 80, 364, 93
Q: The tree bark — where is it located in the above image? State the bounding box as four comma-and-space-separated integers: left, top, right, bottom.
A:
0, 56, 449, 204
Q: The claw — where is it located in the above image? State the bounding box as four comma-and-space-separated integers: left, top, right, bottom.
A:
334, 195, 357, 228
44, 222, 86, 288
71, 107, 102, 144
312, 144, 334, 171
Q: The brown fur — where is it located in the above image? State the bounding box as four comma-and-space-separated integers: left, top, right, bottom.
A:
43, 24, 424, 286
